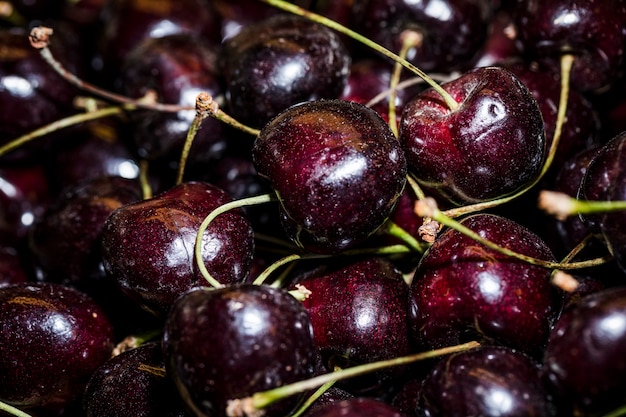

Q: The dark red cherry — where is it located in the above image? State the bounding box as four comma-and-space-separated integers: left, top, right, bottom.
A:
83, 342, 187, 417
116, 33, 227, 167
354, 0, 492, 73
93, 0, 221, 83
543, 286, 626, 416
253, 99, 407, 254
101, 181, 255, 316
292, 256, 412, 396
418, 346, 557, 417
0, 282, 114, 415
409, 213, 562, 357
220, 14, 351, 129
212, 0, 286, 40
28, 176, 143, 286
512, 0, 626, 92
49, 119, 141, 192
163, 284, 318, 417
399, 66, 545, 206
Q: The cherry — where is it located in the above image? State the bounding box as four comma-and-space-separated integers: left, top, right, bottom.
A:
48, 118, 141, 192
163, 283, 318, 417
83, 341, 187, 417
92, 0, 221, 85
291, 256, 412, 396
512, 0, 626, 92
0, 282, 114, 415
353, 0, 492, 73
543, 286, 626, 416
253, 99, 407, 254
115, 33, 227, 167
220, 14, 351, 129
417, 345, 558, 416
29, 175, 143, 286
408, 213, 562, 357
399, 66, 545, 206
101, 181, 255, 316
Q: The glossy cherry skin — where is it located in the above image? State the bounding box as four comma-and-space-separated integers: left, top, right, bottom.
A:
83, 342, 187, 417
0, 282, 114, 415
543, 286, 626, 416
101, 181, 255, 316
512, 0, 626, 92
163, 284, 318, 417
418, 346, 557, 417
399, 66, 545, 206
354, 0, 492, 73
409, 213, 562, 357
117, 33, 227, 166
220, 14, 351, 129
253, 99, 407, 254
293, 256, 412, 396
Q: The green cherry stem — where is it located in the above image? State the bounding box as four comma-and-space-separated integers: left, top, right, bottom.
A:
603, 404, 626, 417
176, 92, 217, 185
416, 197, 613, 271
257, 0, 460, 111
226, 341, 480, 417
0, 105, 124, 157
0, 401, 33, 417
388, 30, 423, 137
441, 53, 575, 220
195, 193, 278, 288
538, 191, 626, 221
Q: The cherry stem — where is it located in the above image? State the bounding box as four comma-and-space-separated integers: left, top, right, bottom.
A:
441, 53, 575, 219
388, 30, 423, 137
417, 197, 612, 271
603, 404, 626, 417
195, 193, 278, 288
538, 191, 626, 221
0, 401, 33, 417
0, 106, 124, 157
382, 220, 427, 252
176, 93, 217, 185
257, 0, 460, 111
289, 378, 336, 417
226, 341, 480, 417
138, 160, 153, 200
253, 253, 329, 286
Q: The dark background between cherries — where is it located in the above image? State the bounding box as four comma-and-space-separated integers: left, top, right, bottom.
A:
1, 0, 626, 417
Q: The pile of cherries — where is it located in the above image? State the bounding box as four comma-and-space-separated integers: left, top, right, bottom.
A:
2, 0, 626, 416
